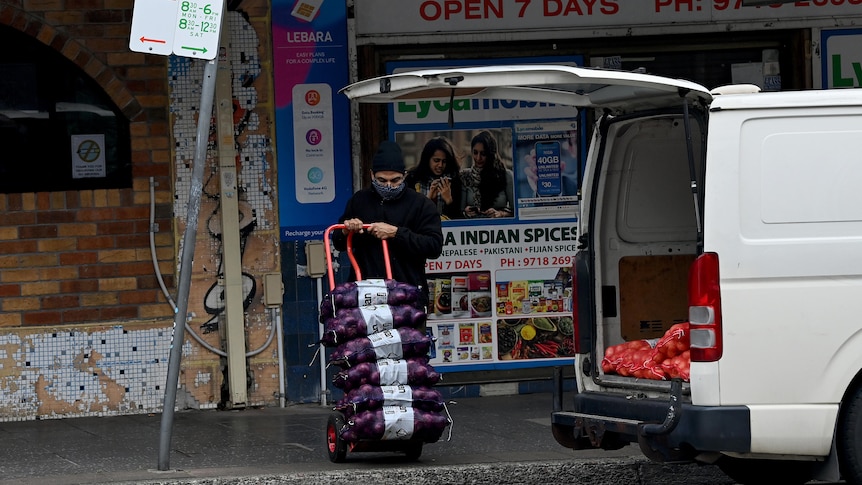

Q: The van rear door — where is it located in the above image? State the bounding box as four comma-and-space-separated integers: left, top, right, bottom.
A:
342, 64, 712, 376
340, 64, 711, 113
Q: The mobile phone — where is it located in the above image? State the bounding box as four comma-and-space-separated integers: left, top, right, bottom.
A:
534, 141, 562, 197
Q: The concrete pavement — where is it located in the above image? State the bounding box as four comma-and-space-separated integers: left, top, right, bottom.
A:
0, 391, 733, 484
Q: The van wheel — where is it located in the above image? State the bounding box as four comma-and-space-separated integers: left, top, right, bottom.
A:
716, 456, 813, 485
838, 385, 862, 484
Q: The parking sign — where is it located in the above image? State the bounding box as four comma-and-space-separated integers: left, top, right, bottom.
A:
130, 0, 223, 60
172, 0, 223, 60
129, 0, 179, 56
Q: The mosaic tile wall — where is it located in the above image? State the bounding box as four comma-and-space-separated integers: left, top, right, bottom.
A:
171, 11, 273, 231
0, 325, 171, 420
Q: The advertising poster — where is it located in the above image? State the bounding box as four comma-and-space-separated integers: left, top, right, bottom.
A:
514, 121, 579, 220
272, 0, 353, 241
424, 222, 577, 367
387, 56, 583, 372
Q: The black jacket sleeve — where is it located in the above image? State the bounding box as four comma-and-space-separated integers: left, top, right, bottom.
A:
394, 195, 443, 260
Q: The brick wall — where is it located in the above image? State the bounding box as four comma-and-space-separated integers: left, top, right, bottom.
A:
0, 0, 282, 417
0, 1, 175, 328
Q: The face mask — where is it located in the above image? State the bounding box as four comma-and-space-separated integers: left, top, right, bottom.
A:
372, 178, 406, 201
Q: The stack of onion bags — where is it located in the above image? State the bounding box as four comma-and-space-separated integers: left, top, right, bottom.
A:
320, 279, 451, 443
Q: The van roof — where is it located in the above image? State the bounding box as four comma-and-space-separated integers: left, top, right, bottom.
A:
340, 64, 713, 113
709, 87, 862, 111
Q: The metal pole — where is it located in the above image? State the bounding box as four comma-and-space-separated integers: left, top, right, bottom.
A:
275, 307, 286, 408
158, 57, 219, 471
317, 276, 327, 406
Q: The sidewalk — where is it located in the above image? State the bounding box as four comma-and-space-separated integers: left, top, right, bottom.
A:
0, 391, 732, 485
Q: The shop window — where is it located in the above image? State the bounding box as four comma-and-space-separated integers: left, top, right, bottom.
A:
0, 25, 131, 194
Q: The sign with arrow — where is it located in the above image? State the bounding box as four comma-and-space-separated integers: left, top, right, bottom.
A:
130, 0, 179, 56
171, 0, 223, 60
130, 0, 223, 60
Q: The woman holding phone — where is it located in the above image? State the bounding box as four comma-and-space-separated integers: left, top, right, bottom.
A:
405, 136, 463, 220
460, 130, 514, 218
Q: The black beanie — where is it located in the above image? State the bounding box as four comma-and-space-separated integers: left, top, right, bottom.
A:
371, 140, 406, 173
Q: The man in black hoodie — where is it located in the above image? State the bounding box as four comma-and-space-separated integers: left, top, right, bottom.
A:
334, 140, 444, 309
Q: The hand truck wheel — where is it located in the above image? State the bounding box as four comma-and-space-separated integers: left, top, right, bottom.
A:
404, 441, 423, 461
326, 412, 348, 463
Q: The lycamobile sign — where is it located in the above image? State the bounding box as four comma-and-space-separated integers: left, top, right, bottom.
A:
821, 29, 862, 89
832, 54, 862, 88
393, 97, 577, 125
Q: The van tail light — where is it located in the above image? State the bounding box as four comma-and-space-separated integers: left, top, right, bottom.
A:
688, 252, 723, 362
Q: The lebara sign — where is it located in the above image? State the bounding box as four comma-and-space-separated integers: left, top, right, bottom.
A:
272, 0, 352, 241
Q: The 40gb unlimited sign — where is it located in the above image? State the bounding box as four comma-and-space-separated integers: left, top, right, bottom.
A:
129, 0, 224, 59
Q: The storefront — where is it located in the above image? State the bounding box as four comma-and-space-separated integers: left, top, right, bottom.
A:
337, 1, 862, 385
3, 0, 861, 418
274, 1, 862, 399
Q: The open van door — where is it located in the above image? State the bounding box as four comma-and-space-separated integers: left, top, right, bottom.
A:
340, 64, 712, 370
340, 64, 711, 113
340, 63, 714, 349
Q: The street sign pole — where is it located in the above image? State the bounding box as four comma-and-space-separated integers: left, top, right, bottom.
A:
153, 0, 226, 470
157, 58, 218, 471
131, 0, 229, 469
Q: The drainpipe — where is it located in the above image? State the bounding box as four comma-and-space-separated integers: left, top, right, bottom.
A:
304, 241, 328, 406
275, 307, 286, 408
263, 274, 286, 408
215, 27, 247, 409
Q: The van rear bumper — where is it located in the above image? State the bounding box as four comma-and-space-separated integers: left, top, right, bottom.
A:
552, 391, 751, 458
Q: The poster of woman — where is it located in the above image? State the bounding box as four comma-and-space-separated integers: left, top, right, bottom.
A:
396, 128, 515, 221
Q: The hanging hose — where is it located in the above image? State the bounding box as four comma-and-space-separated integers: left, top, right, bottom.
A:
149, 177, 177, 313
148, 177, 276, 358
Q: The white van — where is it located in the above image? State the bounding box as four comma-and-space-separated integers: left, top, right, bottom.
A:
341, 65, 862, 485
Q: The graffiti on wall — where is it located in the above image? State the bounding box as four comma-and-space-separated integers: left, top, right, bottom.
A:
163, 8, 278, 407
171, 11, 273, 231
200, 199, 257, 334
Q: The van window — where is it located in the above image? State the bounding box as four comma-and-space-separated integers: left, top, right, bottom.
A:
615, 117, 702, 243
732, 112, 862, 281
755, 122, 862, 225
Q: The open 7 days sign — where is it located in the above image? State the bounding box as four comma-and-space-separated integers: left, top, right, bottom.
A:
129, 0, 224, 60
